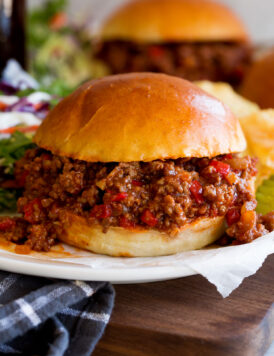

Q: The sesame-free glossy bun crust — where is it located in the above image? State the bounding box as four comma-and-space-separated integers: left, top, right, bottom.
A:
34, 73, 246, 162
59, 212, 225, 257
100, 0, 248, 43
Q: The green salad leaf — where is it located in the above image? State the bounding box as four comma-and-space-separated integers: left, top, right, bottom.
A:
0, 188, 17, 211
0, 132, 35, 212
28, 0, 68, 48
16, 88, 36, 98
27, 0, 93, 93
0, 131, 35, 175
256, 175, 274, 214
41, 79, 74, 98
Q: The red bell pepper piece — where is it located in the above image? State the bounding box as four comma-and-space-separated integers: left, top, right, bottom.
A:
190, 180, 204, 204
0, 217, 15, 231
226, 208, 241, 226
23, 198, 42, 223
132, 180, 143, 187
210, 160, 231, 176
119, 216, 135, 229
141, 209, 158, 227
110, 192, 128, 202
90, 204, 112, 219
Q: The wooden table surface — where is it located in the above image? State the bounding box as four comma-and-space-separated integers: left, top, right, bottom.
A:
93, 254, 274, 356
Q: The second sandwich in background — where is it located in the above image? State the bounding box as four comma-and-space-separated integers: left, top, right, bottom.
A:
94, 0, 251, 86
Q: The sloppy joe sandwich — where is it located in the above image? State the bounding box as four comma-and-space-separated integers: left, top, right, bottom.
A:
95, 0, 251, 85
0, 73, 273, 256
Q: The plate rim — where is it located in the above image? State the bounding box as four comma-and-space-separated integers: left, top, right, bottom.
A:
0, 252, 196, 283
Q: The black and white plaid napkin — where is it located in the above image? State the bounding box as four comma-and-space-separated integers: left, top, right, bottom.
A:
0, 271, 115, 356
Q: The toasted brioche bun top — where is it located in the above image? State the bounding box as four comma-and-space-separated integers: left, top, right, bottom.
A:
34, 73, 246, 162
100, 0, 248, 43
241, 50, 274, 109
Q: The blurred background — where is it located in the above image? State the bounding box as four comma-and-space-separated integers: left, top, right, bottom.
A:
2, 0, 274, 98
29, 0, 274, 43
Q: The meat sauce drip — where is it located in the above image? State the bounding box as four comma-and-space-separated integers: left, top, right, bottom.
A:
0, 149, 273, 251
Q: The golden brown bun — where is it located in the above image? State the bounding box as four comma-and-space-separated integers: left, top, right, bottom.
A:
241, 51, 274, 109
59, 212, 225, 257
100, 0, 248, 43
34, 73, 246, 162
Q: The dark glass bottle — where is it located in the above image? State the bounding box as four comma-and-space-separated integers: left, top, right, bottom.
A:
0, 0, 26, 73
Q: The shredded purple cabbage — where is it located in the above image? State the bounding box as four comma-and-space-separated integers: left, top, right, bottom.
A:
6, 97, 28, 112
3, 98, 50, 119
0, 81, 18, 95
35, 110, 49, 119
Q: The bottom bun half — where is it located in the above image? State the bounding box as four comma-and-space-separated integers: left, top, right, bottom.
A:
59, 213, 225, 257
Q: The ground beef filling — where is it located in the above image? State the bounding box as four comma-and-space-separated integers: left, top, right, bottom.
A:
0, 149, 273, 252
95, 40, 252, 85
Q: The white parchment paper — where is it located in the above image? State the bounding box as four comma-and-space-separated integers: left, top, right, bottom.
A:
1, 231, 272, 298
69, 231, 274, 297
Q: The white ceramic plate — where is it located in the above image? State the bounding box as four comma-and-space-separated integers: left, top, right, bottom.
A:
0, 249, 196, 284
